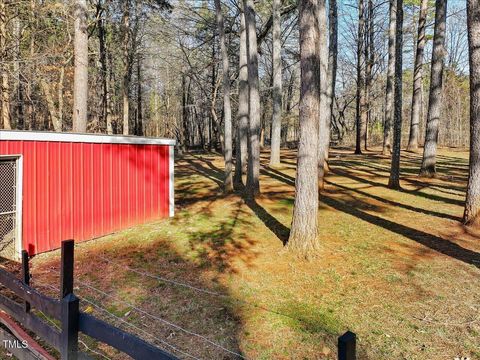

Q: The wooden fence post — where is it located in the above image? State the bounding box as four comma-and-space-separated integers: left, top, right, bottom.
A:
21, 250, 30, 313
59, 239, 78, 360
338, 331, 356, 360
60, 240, 75, 299
60, 293, 79, 360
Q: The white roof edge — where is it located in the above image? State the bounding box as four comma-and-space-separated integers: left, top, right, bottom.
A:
0, 130, 176, 146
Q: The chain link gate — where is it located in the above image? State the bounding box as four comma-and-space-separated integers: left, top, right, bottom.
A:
0, 158, 18, 260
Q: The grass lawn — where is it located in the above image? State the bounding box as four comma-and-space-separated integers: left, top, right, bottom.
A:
30, 148, 479, 359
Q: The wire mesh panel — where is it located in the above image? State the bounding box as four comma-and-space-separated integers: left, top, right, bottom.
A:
0, 159, 17, 260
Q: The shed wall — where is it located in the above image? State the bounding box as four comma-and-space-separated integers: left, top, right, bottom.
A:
0, 140, 172, 255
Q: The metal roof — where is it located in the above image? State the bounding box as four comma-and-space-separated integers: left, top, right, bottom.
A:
0, 130, 176, 146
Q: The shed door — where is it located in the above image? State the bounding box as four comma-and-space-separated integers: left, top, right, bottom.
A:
0, 158, 20, 260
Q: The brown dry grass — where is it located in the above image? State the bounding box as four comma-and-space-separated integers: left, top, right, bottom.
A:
29, 147, 479, 360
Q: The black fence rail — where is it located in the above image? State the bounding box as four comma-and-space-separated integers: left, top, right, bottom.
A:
0, 240, 178, 360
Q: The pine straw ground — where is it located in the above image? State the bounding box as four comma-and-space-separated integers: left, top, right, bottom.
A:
27, 148, 479, 360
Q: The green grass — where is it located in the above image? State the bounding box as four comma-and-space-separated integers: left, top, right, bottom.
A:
31, 148, 480, 360
279, 302, 342, 336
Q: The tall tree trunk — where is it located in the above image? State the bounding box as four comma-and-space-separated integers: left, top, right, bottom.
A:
210, 36, 217, 149
269, 0, 282, 167
40, 74, 63, 132
215, 0, 233, 193
107, 51, 115, 134
383, 0, 397, 155
420, 0, 447, 177
136, 58, 143, 136
463, 0, 480, 225
57, 66, 65, 130
318, 0, 329, 188
73, 0, 88, 133
318, 0, 337, 189
244, 0, 261, 197
122, 0, 131, 135
0, 1, 11, 130
286, 68, 296, 113
260, 126, 265, 149
388, 0, 404, 189
234, 6, 249, 187
98, 0, 110, 133
318, 0, 338, 190
407, 0, 428, 152
365, 0, 374, 150
355, 0, 367, 154
210, 74, 220, 150
325, 0, 338, 161
39, 79, 55, 130
13, 14, 22, 129
1, 71, 10, 130
26, 0, 36, 130
288, 0, 320, 254
181, 74, 190, 150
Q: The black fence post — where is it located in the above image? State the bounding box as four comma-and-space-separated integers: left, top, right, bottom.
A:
60, 240, 75, 299
21, 250, 30, 313
338, 331, 356, 360
61, 293, 79, 360
59, 239, 78, 360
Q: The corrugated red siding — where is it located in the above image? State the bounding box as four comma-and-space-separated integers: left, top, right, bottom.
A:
0, 140, 171, 255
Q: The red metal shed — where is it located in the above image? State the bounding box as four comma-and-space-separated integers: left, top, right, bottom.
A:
0, 130, 175, 260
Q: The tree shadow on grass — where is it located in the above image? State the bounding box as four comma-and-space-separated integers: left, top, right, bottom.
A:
259, 160, 479, 269
181, 151, 479, 305
243, 197, 290, 245
185, 199, 260, 273
324, 179, 462, 222
260, 167, 295, 187
185, 155, 290, 245
169, 157, 261, 273
333, 158, 467, 195
331, 168, 466, 207
321, 194, 480, 269
182, 157, 224, 188
261, 163, 445, 244
331, 149, 469, 191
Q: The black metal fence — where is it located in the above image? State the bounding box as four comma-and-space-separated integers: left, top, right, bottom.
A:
0, 239, 177, 360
